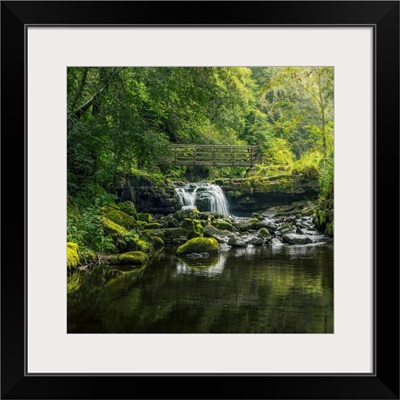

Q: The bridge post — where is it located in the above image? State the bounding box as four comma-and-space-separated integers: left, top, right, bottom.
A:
213, 146, 216, 166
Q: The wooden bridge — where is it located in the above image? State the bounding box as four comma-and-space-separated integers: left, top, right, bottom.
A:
159, 144, 259, 167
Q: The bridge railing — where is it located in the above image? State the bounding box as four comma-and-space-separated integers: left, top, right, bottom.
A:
159, 144, 258, 166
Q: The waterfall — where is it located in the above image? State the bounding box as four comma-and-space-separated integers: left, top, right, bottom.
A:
174, 183, 230, 216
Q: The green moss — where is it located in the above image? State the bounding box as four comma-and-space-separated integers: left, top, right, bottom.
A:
143, 222, 161, 230
226, 190, 242, 199
258, 228, 271, 237
212, 219, 233, 231
101, 217, 154, 253
182, 218, 204, 238
174, 208, 201, 221
108, 251, 148, 266
150, 235, 165, 250
102, 206, 139, 231
80, 249, 96, 264
101, 216, 129, 237
118, 201, 138, 219
131, 238, 154, 253
138, 213, 153, 223
145, 229, 165, 240
176, 237, 219, 256
67, 242, 80, 269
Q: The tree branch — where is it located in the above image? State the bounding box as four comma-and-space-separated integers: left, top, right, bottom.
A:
70, 67, 89, 111
72, 67, 125, 119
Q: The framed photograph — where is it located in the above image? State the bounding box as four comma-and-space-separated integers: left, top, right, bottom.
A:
2, 1, 399, 399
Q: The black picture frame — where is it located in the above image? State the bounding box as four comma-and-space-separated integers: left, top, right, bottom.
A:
2, 1, 399, 399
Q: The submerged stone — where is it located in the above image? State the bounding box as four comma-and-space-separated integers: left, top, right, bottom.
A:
185, 252, 210, 259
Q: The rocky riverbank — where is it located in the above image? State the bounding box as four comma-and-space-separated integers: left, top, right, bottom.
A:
215, 174, 319, 215
67, 197, 332, 271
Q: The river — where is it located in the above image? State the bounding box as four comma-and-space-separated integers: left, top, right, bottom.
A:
67, 242, 333, 333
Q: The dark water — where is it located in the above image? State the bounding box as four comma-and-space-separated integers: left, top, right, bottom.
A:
68, 244, 333, 333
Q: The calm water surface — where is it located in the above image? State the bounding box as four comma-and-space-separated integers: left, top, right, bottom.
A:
67, 244, 333, 333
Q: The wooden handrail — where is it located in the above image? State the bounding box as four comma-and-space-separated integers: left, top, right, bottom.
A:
159, 144, 259, 166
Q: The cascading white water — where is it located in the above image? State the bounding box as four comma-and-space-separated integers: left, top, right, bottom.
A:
174, 187, 197, 209
174, 183, 230, 215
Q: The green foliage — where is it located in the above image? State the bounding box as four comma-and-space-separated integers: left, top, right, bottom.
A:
318, 151, 334, 198
68, 204, 115, 254
263, 137, 294, 167
67, 242, 80, 270
292, 150, 323, 179
67, 66, 333, 191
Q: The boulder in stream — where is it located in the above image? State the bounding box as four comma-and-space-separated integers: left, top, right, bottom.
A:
282, 233, 313, 245
176, 237, 219, 256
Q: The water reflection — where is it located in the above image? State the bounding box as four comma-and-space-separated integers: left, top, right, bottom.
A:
176, 253, 227, 277
68, 244, 333, 333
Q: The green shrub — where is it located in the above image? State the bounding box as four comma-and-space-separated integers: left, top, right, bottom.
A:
67, 242, 80, 270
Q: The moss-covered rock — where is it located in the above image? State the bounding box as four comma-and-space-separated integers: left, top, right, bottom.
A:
67, 242, 80, 269
101, 216, 154, 253
143, 222, 161, 230
108, 251, 148, 266
162, 228, 190, 239
174, 208, 201, 222
101, 216, 129, 237
160, 214, 180, 228
258, 228, 271, 237
204, 225, 235, 243
137, 213, 153, 223
117, 201, 138, 219
131, 237, 154, 253
101, 206, 139, 231
150, 235, 165, 250
182, 218, 204, 238
80, 248, 97, 264
145, 229, 165, 240
176, 237, 219, 256
212, 219, 233, 231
